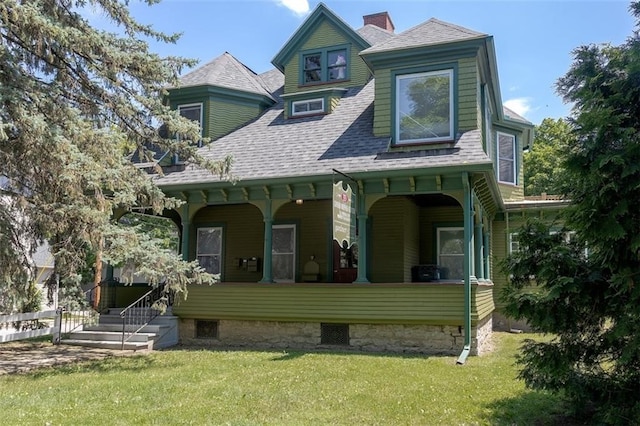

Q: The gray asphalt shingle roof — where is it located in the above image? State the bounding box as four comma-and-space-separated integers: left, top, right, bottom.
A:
156, 81, 491, 188
356, 24, 395, 46
174, 52, 274, 98
361, 18, 487, 55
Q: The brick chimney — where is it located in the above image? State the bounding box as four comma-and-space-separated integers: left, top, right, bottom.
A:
363, 12, 395, 33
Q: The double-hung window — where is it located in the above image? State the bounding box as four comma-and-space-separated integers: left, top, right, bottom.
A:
437, 227, 464, 280
498, 132, 516, 184
301, 47, 348, 85
396, 69, 454, 144
196, 227, 222, 276
178, 103, 203, 147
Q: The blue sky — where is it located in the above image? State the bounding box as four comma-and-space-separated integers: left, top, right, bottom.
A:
99, 0, 636, 125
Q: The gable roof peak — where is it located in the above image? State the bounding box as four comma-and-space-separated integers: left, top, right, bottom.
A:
271, 2, 370, 72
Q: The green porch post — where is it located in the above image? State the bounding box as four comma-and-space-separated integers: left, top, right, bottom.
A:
259, 199, 274, 283
354, 204, 370, 284
483, 231, 491, 280
457, 172, 473, 365
180, 204, 190, 262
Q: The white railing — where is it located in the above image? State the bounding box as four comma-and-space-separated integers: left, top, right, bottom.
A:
0, 308, 63, 344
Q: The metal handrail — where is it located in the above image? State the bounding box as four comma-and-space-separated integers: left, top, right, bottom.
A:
118, 285, 171, 350
60, 282, 105, 339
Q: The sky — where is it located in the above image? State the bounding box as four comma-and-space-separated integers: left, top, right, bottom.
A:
94, 0, 637, 125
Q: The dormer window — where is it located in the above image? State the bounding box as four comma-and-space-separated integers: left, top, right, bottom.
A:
292, 98, 325, 116
301, 45, 349, 85
395, 69, 454, 144
178, 103, 203, 135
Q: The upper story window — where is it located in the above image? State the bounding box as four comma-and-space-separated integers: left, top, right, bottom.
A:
498, 132, 516, 184
301, 46, 348, 85
178, 103, 203, 135
396, 69, 454, 144
291, 98, 325, 117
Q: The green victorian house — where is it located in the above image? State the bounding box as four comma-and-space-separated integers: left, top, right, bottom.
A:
137, 3, 562, 361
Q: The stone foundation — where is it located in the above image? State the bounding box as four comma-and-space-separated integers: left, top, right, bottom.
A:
178, 318, 494, 356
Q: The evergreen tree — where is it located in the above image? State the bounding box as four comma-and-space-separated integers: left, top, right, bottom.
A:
0, 0, 229, 313
503, 2, 640, 423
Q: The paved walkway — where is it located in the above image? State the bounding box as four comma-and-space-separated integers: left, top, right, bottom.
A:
0, 341, 146, 375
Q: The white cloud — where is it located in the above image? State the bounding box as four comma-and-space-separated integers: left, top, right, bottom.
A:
504, 97, 533, 117
275, 0, 310, 16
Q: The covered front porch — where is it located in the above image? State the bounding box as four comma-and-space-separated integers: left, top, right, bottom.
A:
121, 169, 501, 357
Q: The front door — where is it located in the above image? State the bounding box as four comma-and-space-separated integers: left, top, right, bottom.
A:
332, 241, 358, 283
272, 224, 296, 282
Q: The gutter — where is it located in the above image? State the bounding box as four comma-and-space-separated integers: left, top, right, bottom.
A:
457, 172, 472, 365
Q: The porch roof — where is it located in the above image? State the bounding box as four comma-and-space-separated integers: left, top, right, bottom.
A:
155, 80, 492, 188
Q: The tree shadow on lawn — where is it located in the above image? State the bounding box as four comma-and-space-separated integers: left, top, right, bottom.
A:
163, 344, 441, 362
482, 391, 588, 426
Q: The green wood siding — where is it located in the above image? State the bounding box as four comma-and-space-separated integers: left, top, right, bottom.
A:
174, 282, 490, 326
404, 201, 420, 282
457, 57, 479, 132
283, 21, 371, 94
209, 99, 262, 140
274, 200, 332, 281
372, 56, 479, 138
370, 197, 418, 283
192, 204, 264, 282
472, 283, 495, 322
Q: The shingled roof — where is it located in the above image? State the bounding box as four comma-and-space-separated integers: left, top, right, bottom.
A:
361, 18, 487, 55
356, 24, 395, 46
174, 52, 275, 99
156, 81, 491, 188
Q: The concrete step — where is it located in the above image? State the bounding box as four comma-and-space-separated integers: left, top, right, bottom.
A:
84, 323, 168, 334
68, 330, 158, 343
60, 338, 152, 351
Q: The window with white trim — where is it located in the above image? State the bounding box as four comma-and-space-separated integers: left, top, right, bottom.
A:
396, 69, 454, 144
291, 98, 324, 117
437, 227, 464, 280
498, 132, 516, 184
196, 227, 222, 276
509, 232, 520, 253
272, 224, 296, 283
178, 103, 203, 133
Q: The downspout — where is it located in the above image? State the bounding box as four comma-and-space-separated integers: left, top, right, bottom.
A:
457, 172, 473, 365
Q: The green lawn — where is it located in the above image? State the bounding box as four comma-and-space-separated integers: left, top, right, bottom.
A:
0, 333, 570, 425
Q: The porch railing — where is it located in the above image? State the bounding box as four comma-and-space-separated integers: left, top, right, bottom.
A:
119, 285, 172, 350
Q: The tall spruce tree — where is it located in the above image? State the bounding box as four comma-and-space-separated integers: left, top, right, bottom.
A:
503, 2, 640, 423
0, 0, 229, 313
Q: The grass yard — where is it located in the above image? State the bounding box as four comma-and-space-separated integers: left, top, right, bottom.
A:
0, 332, 570, 425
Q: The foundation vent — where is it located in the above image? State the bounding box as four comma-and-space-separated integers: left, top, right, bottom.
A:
321, 323, 350, 345
196, 320, 219, 339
